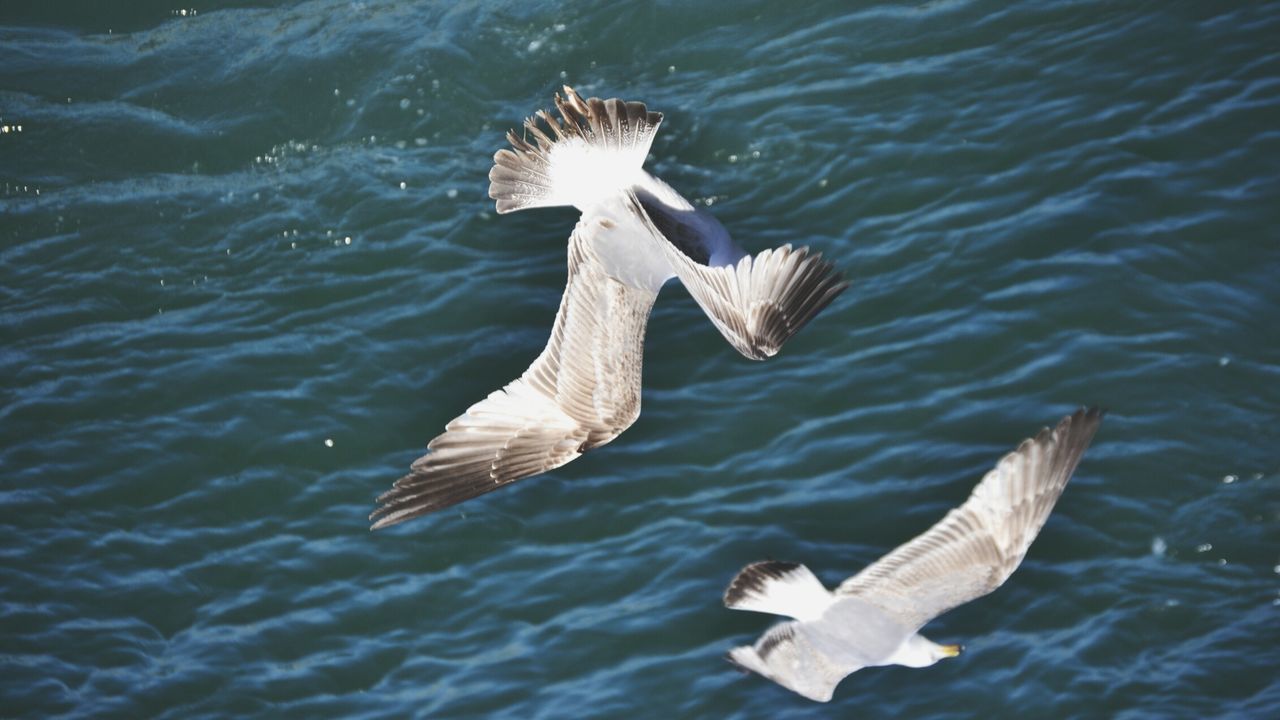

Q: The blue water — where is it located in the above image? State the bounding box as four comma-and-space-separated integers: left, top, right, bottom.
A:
3, 1, 1278, 717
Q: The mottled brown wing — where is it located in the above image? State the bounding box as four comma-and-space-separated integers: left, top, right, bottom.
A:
836, 408, 1104, 629
370, 214, 659, 529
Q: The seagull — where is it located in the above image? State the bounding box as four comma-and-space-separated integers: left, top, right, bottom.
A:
370, 86, 848, 530
722, 407, 1104, 702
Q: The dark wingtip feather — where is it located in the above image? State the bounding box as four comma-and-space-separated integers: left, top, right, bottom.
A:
723, 560, 803, 607
1064, 406, 1105, 444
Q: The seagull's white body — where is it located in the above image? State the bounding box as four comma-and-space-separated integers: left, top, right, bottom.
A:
724, 408, 1104, 702
371, 87, 847, 529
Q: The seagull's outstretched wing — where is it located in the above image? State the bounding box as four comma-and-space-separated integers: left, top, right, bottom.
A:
370, 211, 659, 529
627, 192, 848, 361
835, 407, 1105, 629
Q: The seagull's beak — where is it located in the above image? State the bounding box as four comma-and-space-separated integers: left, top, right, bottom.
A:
940, 644, 964, 658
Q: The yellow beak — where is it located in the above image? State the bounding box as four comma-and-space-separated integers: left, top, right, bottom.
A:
940, 644, 964, 658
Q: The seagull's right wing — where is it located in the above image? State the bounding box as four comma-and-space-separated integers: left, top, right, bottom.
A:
626, 192, 848, 361
836, 408, 1104, 629
370, 212, 659, 529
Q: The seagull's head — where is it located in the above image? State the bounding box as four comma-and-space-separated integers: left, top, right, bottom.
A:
895, 634, 965, 667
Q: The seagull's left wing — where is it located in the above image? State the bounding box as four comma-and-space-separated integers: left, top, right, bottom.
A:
370, 210, 659, 529
835, 407, 1104, 629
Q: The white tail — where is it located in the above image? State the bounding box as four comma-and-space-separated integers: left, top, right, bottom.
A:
488, 86, 663, 214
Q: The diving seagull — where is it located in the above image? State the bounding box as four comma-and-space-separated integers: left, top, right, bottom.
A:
370, 86, 848, 529
723, 407, 1104, 702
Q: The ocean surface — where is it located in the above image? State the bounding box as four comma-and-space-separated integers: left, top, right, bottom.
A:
3, 1, 1278, 718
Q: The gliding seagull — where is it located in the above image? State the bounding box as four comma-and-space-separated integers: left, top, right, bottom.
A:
723, 408, 1104, 701
370, 87, 847, 529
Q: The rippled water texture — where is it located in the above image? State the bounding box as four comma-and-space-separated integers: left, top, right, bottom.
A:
3, 1, 1279, 717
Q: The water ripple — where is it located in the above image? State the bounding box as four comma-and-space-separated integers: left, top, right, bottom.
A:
3, 0, 1279, 718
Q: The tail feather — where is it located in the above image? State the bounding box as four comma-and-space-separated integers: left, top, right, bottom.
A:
488, 86, 663, 214
723, 561, 833, 622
